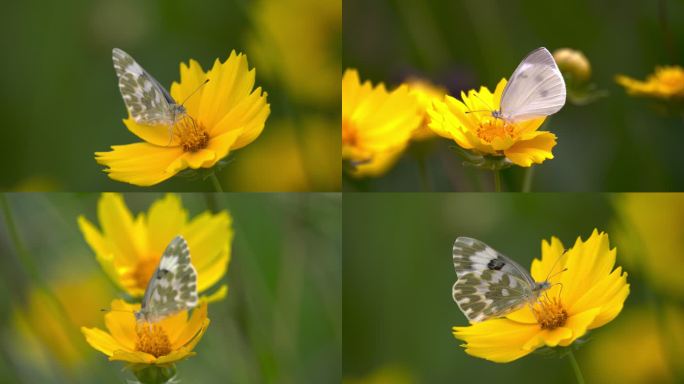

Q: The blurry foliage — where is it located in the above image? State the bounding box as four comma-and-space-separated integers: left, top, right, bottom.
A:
343, 0, 684, 191
0, 0, 340, 191
0, 193, 341, 383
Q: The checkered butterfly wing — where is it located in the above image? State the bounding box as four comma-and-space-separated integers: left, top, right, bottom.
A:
452, 237, 537, 323
112, 48, 185, 126
136, 235, 198, 323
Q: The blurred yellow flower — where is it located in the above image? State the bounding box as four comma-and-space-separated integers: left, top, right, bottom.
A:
584, 307, 684, 384
78, 193, 231, 299
453, 230, 629, 363
227, 117, 340, 191
344, 365, 415, 384
613, 193, 684, 298
342, 69, 422, 177
406, 78, 447, 140
81, 300, 209, 365
97, 51, 270, 186
553, 48, 591, 82
248, 0, 340, 105
616, 66, 684, 99
429, 79, 556, 167
12, 274, 113, 372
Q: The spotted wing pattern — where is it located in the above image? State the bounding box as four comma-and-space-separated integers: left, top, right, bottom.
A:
452, 237, 536, 323
112, 48, 185, 126
136, 235, 198, 323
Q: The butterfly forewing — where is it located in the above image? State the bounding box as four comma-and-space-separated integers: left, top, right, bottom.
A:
452, 237, 538, 323
499, 47, 566, 122
112, 48, 184, 126
137, 235, 198, 323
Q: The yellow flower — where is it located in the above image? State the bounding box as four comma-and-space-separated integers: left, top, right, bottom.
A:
428, 79, 557, 167
405, 78, 447, 140
78, 193, 231, 299
96, 51, 270, 186
583, 307, 684, 384
81, 300, 209, 364
616, 66, 684, 99
613, 193, 684, 298
342, 69, 422, 177
553, 48, 591, 82
247, 0, 340, 105
453, 230, 629, 363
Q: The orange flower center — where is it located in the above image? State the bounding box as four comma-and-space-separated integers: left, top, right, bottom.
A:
655, 68, 684, 92
133, 257, 159, 292
533, 296, 568, 330
175, 116, 209, 152
476, 118, 516, 143
342, 119, 358, 147
136, 324, 172, 357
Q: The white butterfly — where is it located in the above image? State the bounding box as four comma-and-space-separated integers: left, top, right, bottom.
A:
451, 237, 551, 323
491, 47, 566, 123
135, 235, 199, 323
112, 48, 187, 127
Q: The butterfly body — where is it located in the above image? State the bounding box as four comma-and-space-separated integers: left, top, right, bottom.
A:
135, 235, 198, 324
112, 48, 187, 127
492, 47, 566, 123
452, 237, 550, 323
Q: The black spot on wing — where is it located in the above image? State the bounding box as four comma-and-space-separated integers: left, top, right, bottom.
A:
487, 258, 506, 271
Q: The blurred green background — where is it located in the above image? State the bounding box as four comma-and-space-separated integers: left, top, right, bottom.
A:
343, 193, 684, 383
343, 0, 684, 191
0, 0, 340, 192
0, 192, 341, 383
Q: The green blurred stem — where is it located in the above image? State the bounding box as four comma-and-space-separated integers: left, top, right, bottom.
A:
209, 172, 224, 192
522, 166, 535, 192
567, 350, 585, 384
493, 170, 502, 192
131, 364, 176, 384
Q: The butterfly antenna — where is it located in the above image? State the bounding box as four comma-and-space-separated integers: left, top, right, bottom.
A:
544, 253, 566, 283
180, 78, 210, 107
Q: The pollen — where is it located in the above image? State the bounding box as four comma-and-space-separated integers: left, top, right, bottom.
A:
476, 118, 516, 143
175, 116, 209, 153
533, 296, 568, 330
136, 323, 172, 357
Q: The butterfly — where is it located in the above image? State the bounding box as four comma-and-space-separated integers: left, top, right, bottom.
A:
135, 235, 199, 323
112, 48, 187, 127
451, 237, 551, 323
490, 47, 566, 123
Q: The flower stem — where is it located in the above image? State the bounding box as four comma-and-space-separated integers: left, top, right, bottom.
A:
209, 172, 224, 192
567, 349, 585, 384
493, 170, 502, 192
522, 166, 535, 192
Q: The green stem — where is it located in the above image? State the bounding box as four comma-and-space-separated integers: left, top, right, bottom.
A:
209, 172, 224, 192
567, 349, 585, 384
493, 170, 502, 192
522, 166, 535, 192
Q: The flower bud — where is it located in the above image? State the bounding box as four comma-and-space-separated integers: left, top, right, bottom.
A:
553, 48, 591, 82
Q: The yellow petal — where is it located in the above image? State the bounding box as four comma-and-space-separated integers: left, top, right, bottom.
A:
170, 59, 207, 118
560, 230, 615, 305
146, 194, 187, 260
96, 194, 145, 266
184, 211, 232, 291
205, 129, 245, 163
530, 236, 566, 283
168, 149, 216, 171
158, 309, 189, 347
536, 327, 572, 347
199, 52, 255, 128
558, 307, 602, 347
504, 131, 556, 167
77, 216, 123, 289
96, 143, 185, 186
155, 348, 196, 365
200, 284, 228, 303
172, 303, 208, 349
453, 318, 542, 363
81, 327, 126, 356
104, 311, 137, 350
111, 350, 156, 364
124, 118, 181, 147
213, 88, 270, 149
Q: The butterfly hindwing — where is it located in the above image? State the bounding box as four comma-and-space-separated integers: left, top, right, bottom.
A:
499, 47, 566, 122
137, 235, 198, 323
112, 48, 184, 126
